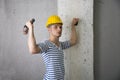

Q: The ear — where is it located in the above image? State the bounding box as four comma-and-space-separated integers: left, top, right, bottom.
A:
47, 27, 51, 33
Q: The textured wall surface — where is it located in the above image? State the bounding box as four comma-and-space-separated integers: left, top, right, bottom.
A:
0, 0, 57, 80
0, 0, 94, 80
94, 0, 120, 80
58, 0, 94, 80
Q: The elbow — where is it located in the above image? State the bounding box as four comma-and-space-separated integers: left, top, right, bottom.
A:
70, 39, 77, 46
28, 45, 40, 54
72, 41, 77, 46
29, 50, 35, 54
29, 48, 38, 54
31, 51, 37, 54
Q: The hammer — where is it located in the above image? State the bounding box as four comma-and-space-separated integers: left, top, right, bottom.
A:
23, 18, 35, 35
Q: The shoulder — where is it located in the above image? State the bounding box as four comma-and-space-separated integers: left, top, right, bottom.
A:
60, 40, 71, 49
37, 40, 50, 53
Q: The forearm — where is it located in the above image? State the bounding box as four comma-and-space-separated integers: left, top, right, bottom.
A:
28, 27, 37, 52
70, 26, 77, 46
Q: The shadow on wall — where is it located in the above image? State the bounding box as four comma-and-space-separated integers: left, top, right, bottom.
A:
116, 0, 120, 6
94, 0, 120, 80
94, 0, 102, 79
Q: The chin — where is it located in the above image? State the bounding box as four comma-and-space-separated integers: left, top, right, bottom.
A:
56, 34, 61, 38
56, 36, 61, 38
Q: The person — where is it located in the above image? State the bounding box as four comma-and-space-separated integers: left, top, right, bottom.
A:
25, 15, 79, 80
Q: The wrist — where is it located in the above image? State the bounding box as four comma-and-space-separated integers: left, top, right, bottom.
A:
71, 26, 76, 30
71, 24, 75, 27
29, 25, 34, 30
29, 27, 34, 33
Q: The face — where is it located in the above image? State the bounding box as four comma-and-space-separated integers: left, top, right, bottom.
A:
48, 23, 62, 38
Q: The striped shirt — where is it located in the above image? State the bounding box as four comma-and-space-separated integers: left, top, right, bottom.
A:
38, 40, 71, 80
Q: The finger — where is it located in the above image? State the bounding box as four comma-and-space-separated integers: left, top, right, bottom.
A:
73, 18, 79, 22
75, 18, 79, 20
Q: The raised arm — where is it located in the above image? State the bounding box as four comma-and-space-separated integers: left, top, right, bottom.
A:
70, 18, 79, 46
26, 20, 41, 54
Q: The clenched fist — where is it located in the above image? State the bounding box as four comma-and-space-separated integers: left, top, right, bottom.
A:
72, 18, 79, 26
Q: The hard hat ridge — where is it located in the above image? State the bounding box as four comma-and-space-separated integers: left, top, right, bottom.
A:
46, 15, 63, 27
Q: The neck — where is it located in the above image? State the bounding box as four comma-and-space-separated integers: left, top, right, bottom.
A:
49, 35, 59, 44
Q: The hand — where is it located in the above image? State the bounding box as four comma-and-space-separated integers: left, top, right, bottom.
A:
26, 20, 34, 29
72, 18, 79, 26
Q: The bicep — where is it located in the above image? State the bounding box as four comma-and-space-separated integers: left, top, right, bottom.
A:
31, 45, 41, 54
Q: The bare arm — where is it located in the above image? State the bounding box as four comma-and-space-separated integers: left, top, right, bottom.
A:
26, 21, 41, 54
70, 18, 79, 46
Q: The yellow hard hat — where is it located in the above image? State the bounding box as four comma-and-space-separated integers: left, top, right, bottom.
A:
46, 15, 63, 27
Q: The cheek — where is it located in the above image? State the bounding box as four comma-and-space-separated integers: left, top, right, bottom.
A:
51, 28, 56, 32
52, 30, 57, 34
48, 29, 55, 34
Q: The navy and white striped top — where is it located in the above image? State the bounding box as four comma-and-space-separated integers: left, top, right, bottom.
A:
38, 40, 71, 80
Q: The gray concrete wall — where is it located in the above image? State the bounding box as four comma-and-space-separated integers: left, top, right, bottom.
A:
0, 0, 94, 80
58, 0, 94, 80
0, 0, 57, 80
94, 0, 120, 80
